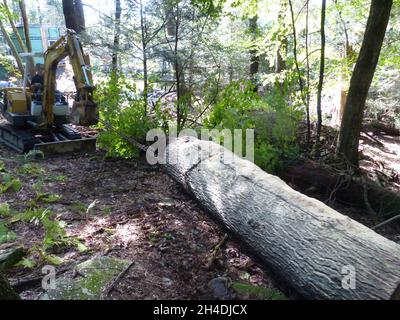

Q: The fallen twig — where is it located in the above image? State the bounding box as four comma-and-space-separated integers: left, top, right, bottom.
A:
205, 234, 228, 270
372, 213, 400, 231
101, 260, 135, 300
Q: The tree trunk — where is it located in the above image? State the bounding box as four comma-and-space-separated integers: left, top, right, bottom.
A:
248, 15, 259, 92
111, 0, 122, 74
288, 0, 305, 104
139, 0, 148, 113
3, 0, 26, 53
74, 0, 85, 33
316, 0, 326, 140
0, 272, 20, 300
337, 0, 393, 167
62, 0, 85, 34
18, 0, 35, 77
0, 19, 24, 75
275, 0, 287, 75
305, 0, 311, 144
165, 137, 400, 300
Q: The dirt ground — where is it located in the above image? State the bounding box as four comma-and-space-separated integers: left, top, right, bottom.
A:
0, 141, 290, 300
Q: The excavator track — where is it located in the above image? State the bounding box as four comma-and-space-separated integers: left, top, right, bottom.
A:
0, 123, 40, 153
0, 123, 96, 155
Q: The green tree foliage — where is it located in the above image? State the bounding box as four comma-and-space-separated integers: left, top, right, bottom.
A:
96, 74, 170, 158
205, 81, 301, 172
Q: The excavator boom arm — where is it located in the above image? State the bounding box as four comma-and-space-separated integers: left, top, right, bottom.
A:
42, 30, 98, 127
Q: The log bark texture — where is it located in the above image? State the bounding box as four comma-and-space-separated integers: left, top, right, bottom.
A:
165, 137, 400, 300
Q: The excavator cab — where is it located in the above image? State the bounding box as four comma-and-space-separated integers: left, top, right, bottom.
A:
0, 30, 98, 154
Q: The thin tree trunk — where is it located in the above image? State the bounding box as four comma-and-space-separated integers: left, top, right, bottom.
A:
249, 15, 259, 92
305, 0, 311, 144
337, 0, 393, 167
18, 0, 35, 77
111, 0, 122, 75
334, 0, 350, 55
173, 4, 183, 132
275, 0, 287, 74
316, 0, 326, 141
288, 0, 305, 103
74, 0, 85, 33
139, 0, 148, 113
3, 0, 26, 53
0, 19, 24, 75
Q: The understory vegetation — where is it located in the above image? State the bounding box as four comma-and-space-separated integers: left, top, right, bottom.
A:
0, 160, 88, 269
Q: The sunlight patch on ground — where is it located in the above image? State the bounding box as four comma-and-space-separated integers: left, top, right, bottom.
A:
112, 222, 140, 246
361, 135, 400, 174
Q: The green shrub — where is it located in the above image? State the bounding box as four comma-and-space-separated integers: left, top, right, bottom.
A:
95, 74, 168, 158
204, 81, 301, 173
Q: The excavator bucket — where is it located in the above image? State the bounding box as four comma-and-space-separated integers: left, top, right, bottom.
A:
0, 122, 97, 155
33, 137, 97, 155
70, 100, 99, 126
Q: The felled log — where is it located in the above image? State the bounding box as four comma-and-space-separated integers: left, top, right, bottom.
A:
279, 160, 400, 218
165, 137, 400, 300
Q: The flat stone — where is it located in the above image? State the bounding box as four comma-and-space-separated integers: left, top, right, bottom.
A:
208, 277, 233, 300
42, 256, 130, 300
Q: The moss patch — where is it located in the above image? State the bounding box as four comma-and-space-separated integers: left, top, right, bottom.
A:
42, 256, 130, 300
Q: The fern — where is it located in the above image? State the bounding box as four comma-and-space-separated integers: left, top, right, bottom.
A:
24, 150, 45, 161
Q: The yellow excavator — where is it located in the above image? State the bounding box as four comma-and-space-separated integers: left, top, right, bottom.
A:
0, 30, 98, 154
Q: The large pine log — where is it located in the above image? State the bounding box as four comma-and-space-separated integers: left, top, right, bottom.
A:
165, 137, 400, 300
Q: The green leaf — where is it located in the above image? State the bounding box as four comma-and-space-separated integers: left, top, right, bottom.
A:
11, 179, 22, 192
0, 203, 11, 217
0, 174, 22, 193
0, 161, 6, 173
73, 239, 89, 253
16, 258, 36, 269
0, 222, 16, 244
17, 163, 45, 177
44, 254, 64, 266
24, 150, 45, 161
36, 192, 62, 203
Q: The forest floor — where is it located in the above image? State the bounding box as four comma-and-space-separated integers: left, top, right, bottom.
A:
0, 132, 288, 300
1, 119, 399, 300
